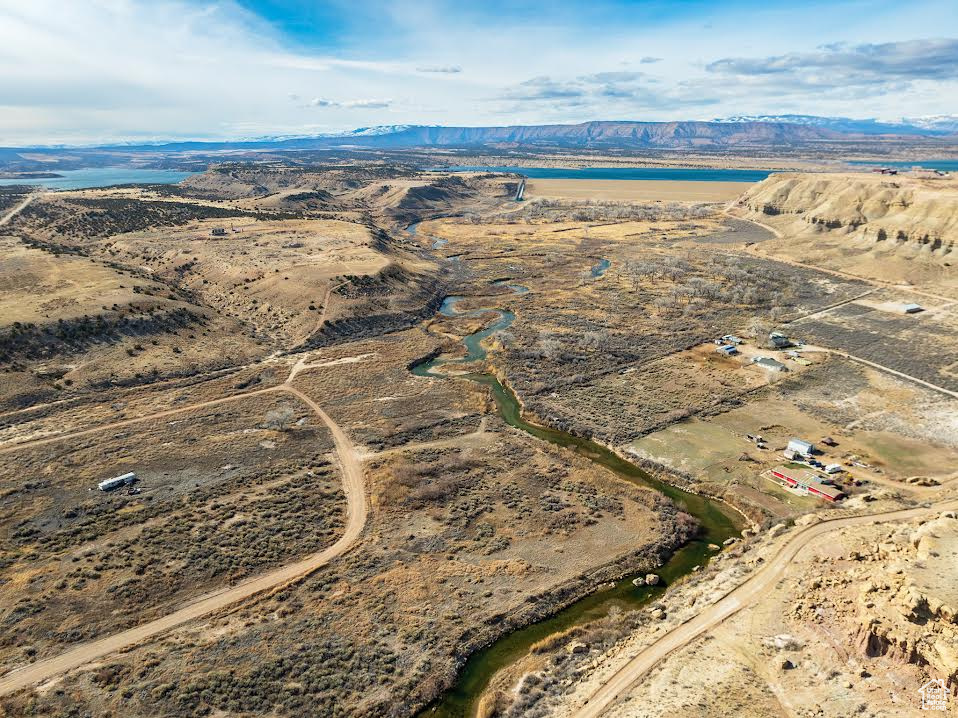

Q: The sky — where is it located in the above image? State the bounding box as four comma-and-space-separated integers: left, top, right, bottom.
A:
0, 0, 957, 145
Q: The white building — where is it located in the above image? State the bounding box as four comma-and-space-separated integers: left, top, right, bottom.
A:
98, 472, 137, 492
786, 438, 814, 456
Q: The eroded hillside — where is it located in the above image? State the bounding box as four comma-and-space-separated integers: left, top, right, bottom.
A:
734, 172, 958, 293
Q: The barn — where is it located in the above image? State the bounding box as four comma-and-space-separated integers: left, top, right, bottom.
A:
769, 467, 844, 502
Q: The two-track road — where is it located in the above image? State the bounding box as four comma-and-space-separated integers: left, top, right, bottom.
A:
572, 498, 958, 718
0, 192, 37, 227
0, 366, 367, 698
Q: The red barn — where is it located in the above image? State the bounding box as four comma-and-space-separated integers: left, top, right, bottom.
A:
770, 466, 844, 502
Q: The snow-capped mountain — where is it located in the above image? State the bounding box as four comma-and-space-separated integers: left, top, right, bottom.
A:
900, 116, 958, 134
713, 114, 957, 136
341, 125, 414, 137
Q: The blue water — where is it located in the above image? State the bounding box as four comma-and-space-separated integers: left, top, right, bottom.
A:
850, 159, 958, 172
0, 168, 194, 190
439, 166, 771, 182
492, 279, 529, 294
590, 259, 611, 278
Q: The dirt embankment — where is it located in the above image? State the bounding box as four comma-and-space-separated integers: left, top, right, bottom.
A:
737, 172, 958, 256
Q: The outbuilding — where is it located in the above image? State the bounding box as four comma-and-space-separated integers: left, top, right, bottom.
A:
753, 356, 788, 372
769, 466, 844, 502
716, 344, 739, 356
901, 303, 924, 314
824, 463, 843, 474
787, 438, 815, 456
769, 332, 791, 349
98, 472, 137, 492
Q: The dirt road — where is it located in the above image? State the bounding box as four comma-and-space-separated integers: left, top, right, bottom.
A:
293, 279, 349, 348
572, 499, 958, 718
836, 351, 958, 400
0, 370, 368, 697
0, 385, 281, 456
0, 192, 36, 227
727, 211, 957, 305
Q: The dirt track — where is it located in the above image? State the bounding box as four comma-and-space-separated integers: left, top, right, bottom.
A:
0, 366, 367, 697
571, 498, 958, 718
0, 192, 35, 226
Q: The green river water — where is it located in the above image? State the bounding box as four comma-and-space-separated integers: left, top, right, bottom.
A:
410, 280, 743, 718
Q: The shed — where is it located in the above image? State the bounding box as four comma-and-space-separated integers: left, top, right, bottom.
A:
787, 438, 814, 456
716, 344, 739, 356
769, 332, 791, 349
824, 463, 843, 474
901, 303, 924, 314
210, 227, 227, 237
753, 357, 788, 372
721, 335, 744, 345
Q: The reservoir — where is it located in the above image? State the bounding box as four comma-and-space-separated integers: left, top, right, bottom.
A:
0, 168, 194, 190
437, 166, 772, 182
850, 159, 958, 172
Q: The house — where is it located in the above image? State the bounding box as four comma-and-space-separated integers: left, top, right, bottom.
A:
753, 356, 788, 372
98, 472, 137, 492
769, 466, 844, 502
210, 227, 227, 237
787, 438, 815, 456
901, 303, 924, 314
716, 344, 739, 356
769, 331, 791, 349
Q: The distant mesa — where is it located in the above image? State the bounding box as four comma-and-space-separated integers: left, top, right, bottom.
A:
0, 171, 64, 179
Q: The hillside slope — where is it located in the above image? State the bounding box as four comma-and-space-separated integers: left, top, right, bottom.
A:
739, 173, 958, 253
735, 172, 958, 294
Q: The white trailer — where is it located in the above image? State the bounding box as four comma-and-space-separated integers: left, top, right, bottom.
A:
98, 472, 137, 492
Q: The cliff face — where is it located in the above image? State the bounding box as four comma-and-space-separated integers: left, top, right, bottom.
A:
851, 513, 958, 685
739, 173, 958, 257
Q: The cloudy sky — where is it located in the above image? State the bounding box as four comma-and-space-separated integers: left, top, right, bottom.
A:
1, 0, 956, 145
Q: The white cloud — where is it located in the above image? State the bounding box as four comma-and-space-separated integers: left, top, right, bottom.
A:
416, 65, 462, 73
308, 97, 391, 109
0, 0, 416, 143
0, 0, 956, 144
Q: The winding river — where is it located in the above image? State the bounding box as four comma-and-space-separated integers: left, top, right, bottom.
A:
409, 251, 743, 717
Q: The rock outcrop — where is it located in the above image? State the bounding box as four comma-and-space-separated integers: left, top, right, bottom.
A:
738, 172, 958, 258
851, 514, 958, 685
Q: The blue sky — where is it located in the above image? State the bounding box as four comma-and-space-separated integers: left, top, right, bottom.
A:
0, 0, 956, 144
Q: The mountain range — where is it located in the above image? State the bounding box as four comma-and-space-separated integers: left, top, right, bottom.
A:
1, 117, 956, 169
712, 114, 958, 136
